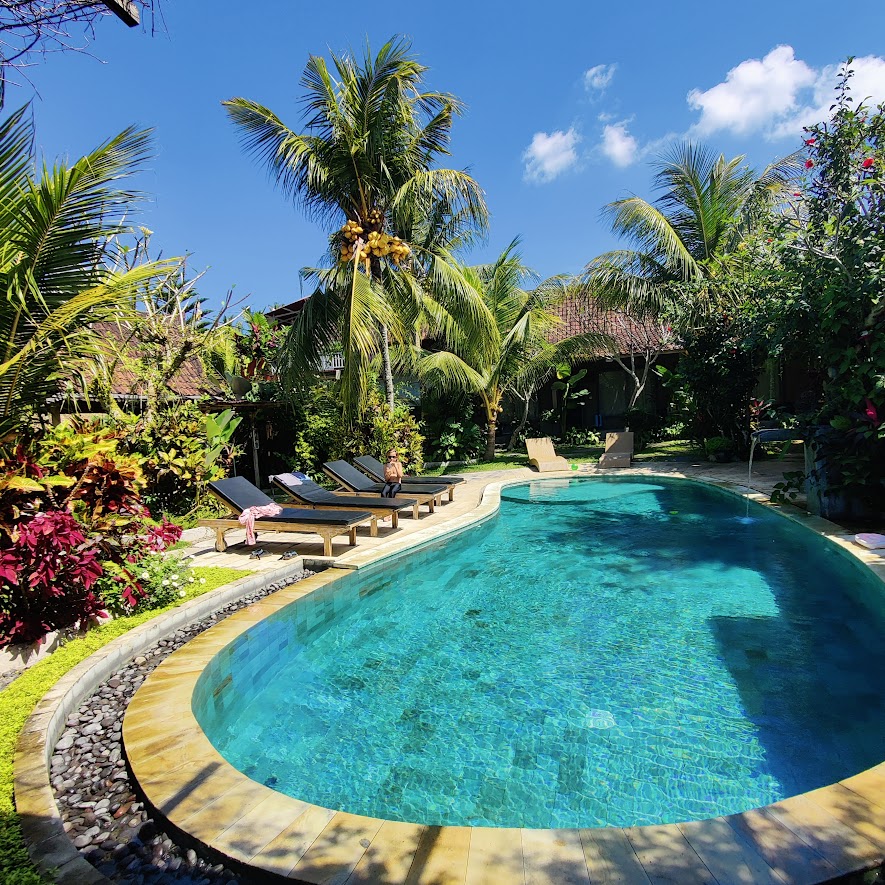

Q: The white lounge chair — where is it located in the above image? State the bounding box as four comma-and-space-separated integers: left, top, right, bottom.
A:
525, 437, 570, 472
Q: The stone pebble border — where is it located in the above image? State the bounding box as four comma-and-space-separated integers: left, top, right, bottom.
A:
14, 562, 313, 885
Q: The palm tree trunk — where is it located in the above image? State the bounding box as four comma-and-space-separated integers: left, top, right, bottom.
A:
485, 416, 497, 461
380, 323, 395, 414
507, 393, 530, 452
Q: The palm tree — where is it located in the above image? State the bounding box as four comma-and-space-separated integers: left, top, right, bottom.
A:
223, 37, 488, 422
0, 107, 173, 437
585, 142, 799, 317
416, 243, 610, 460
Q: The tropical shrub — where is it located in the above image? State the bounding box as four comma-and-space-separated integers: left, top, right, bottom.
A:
288, 382, 423, 476
424, 415, 483, 462
0, 509, 106, 645
562, 427, 602, 447
622, 408, 664, 451
127, 403, 240, 516
97, 550, 195, 616
775, 66, 885, 506
363, 388, 424, 471
704, 436, 736, 462
668, 313, 762, 454
0, 423, 182, 646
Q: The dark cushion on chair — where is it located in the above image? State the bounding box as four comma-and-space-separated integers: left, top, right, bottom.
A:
208, 477, 370, 525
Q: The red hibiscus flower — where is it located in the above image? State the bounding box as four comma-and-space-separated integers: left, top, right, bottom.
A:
862, 158, 875, 169
805, 159, 814, 169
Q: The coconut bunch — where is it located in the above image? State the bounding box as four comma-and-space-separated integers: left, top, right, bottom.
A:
338, 211, 410, 267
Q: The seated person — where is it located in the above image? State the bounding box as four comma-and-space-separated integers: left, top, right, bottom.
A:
382, 449, 403, 497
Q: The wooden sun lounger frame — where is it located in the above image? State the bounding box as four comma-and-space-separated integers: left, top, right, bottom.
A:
270, 478, 415, 531
199, 489, 371, 557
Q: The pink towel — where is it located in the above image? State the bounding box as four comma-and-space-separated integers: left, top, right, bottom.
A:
854, 533, 885, 550
238, 503, 283, 545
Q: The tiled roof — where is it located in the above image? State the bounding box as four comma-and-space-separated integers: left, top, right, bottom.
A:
88, 320, 216, 399
550, 299, 678, 357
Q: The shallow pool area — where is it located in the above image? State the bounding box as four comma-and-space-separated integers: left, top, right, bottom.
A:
192, 476, 885, 829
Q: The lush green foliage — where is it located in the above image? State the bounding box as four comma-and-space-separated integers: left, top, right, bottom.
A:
0, 565, 245, 885
125, 403, 240, 516
668, 312, 763, 452
96, 551, 201, 616
417, 243, 608, 460
0, 108, 173, 437
776, 66, 885, 502
0, 423, 164, 645
424, 415, 484, 462
585, 142, 799, 319
551, 366, 590, 440
287, 382, 424, 477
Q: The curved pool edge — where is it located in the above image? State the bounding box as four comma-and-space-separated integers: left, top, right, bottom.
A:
11, 562, 312, 885
123, 469, 885, 883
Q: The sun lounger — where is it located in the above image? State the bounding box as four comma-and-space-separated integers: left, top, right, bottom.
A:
353, 455, 465, 502
598, 432, 634, 469
200, 476, 373, 556
270, 473, 417, 529
525, 437, 570, 472
323, 460, 447, 514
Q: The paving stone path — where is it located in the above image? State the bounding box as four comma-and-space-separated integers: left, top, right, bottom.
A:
50, 570, 314, 884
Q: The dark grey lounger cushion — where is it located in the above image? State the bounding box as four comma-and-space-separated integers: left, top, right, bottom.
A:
270, 476, 416, 510
324, 460, 447, 496
208, 477, 370, 525
354, 455, 464, 486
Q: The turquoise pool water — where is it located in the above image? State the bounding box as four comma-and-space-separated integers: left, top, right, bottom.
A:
193, 477, 885, 828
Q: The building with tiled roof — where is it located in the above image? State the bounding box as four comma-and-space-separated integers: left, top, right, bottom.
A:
80, 320, 220, 405
530, 299, 682, 434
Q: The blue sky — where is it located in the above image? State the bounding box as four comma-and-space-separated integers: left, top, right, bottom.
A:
17, 0, 885, 314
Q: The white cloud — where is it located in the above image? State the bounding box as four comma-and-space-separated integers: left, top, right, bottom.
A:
584, 64, 616, 92
523, 128, 581, 182
771, 55, 885, 137
687, 45, 816, 137
600, 122, 638, 167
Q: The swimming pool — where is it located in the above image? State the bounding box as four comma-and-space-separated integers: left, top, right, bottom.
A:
193, 476, 885, 829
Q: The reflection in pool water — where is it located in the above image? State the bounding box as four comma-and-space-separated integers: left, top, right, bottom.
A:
193, 477, 885, 828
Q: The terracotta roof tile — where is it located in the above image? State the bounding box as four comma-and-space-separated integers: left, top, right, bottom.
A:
88, 320, 215, 399
550, 299, 678, 356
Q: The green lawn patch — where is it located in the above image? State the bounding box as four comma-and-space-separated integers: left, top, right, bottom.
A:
634, 439, 706, 461
0, 565, 246, 885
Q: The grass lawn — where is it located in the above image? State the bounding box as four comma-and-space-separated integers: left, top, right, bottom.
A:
634, 439, 706, 461
425, 439, 704, 474
0, 565, 247, 885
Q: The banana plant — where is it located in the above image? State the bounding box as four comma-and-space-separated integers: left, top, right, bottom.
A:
552, 366, 590, 440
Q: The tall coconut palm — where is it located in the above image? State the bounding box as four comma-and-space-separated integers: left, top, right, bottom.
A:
223, 37, 488, 422
585, 142, 800, 318
0, 107, 174, 437
416, 242, 610, 460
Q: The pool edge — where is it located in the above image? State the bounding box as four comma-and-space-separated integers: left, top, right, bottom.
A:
123, 469, 885, 883
19, 467, 885, 884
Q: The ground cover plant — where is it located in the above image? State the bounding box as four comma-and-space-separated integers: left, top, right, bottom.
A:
0, 565, 245, 885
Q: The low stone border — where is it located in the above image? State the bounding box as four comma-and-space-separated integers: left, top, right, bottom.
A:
121, 472, 885, 884
14, 561, 311, 885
